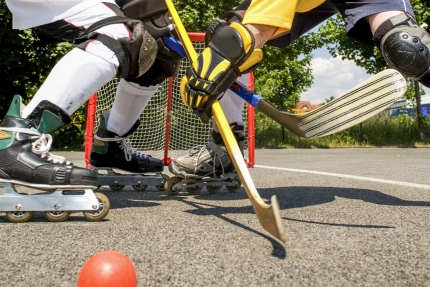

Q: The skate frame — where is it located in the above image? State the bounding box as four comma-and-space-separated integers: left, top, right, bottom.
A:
164, 35, 407, 139
94, 168, 165, 188
165, 0, 287, 243
0, 183, 100, 212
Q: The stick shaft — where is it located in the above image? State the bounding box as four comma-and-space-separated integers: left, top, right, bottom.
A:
165, 0, 286, 242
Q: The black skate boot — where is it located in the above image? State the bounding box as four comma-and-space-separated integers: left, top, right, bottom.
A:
0, 95, 99, 189
90, 110, 164, 173
169, 122, 245, 178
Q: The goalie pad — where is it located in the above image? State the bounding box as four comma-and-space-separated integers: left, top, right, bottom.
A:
374, 13, 430, 87
116, 0, 182, 79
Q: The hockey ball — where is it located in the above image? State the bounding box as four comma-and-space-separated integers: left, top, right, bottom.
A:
77, 250, 137, 287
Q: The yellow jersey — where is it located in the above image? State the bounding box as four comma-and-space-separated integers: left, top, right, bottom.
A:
242, 0, 325, 37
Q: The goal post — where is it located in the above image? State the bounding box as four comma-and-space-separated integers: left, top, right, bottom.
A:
84, 33, 255, 168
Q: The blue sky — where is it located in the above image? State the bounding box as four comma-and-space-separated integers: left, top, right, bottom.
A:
299, 24, 430, 105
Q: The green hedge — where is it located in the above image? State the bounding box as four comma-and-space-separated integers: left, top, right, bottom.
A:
255, 112, 430, 148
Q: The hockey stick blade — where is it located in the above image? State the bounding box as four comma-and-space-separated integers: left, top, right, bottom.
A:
164, 35, 407, 139
212, 101, 286, 242
229, 69, 407, 139
165, 0, 287, 243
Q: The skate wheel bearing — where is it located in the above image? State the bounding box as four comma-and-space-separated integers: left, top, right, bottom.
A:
83, 192, 110, 222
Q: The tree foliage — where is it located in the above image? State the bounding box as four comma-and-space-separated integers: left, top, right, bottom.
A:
172, 0, 242, 32
0, 1, 73, 118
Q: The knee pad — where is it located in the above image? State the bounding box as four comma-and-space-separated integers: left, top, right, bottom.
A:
374, 13, 430, 87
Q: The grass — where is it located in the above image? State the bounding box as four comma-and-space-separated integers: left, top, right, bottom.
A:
255, 113, 430, 148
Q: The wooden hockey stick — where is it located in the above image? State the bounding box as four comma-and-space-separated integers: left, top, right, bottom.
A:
230, 70, 407, 138
165, 0, 286, 243
163, 35, 407, 139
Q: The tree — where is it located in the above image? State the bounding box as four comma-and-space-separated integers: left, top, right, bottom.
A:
321, 96, 336, 105
172, 0, 242, 32
0, 2, 73, 118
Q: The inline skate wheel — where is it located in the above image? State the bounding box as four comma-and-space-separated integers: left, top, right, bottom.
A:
132, 183, 148, 191
155, 185, 165, 191
164, 177, 182, 196
83, 192, 110, 222
45, 210, 72, 222
6, 211, 34, 223
226, 178, 242, 193
109, 183, 125, 191
207, 185, 222, 194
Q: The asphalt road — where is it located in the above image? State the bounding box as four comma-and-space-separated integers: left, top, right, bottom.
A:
1, 148, 429, 287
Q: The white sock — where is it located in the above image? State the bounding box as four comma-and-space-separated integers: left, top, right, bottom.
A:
22, 48, 116, 118
107, 79, 158, 136
214, 74, 248, 132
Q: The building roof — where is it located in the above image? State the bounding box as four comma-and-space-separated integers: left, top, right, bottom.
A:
294, 101, 322, 113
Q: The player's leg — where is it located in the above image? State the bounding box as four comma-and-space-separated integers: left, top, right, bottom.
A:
0, 3, 132, 188
90, 48, 182, 172
169, 75, 247, 177
333, 0, 430, 86
90, 78, 164, 173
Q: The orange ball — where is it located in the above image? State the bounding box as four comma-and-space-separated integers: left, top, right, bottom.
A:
78, 250, 137, 287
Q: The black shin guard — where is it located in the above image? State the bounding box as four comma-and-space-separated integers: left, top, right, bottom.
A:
211, 121, 245, 154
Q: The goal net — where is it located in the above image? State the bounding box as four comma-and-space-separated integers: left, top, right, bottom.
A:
84, 33, 255, 168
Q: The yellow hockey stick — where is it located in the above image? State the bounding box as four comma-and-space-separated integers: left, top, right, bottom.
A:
165, 0, 286, 243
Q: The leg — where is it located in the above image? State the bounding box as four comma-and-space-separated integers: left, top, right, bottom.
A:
367, 11, 405, 34
90, 57, 183, 173
332, 0, 430, 86
169, 75, 249, 177
371, 11, 430, 87
89, 80, 164, 173
0, 3, 129, 188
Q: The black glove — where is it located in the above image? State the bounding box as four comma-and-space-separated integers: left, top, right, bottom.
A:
180, 17, 262, 123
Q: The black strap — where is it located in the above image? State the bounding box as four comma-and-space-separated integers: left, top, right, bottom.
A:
73, 16, 133, 77
74, 16, 132, 43
373, 13, 417, 48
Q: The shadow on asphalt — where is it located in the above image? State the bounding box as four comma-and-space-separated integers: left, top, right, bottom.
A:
8, 187, 423, 257
102, 185, 430, 258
